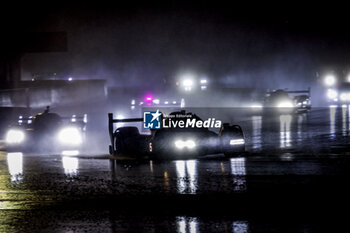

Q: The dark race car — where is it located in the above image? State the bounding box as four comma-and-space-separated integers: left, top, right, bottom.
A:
108, 110, 245, 159
263, 88, 311, 113
5, 106, 87, 153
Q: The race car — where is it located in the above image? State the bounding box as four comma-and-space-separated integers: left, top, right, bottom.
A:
108, 110, 245, 159
263, 88, 311, 112
5, 106, 87, 153
325, 82, 350, 104
321, 73, 350, 104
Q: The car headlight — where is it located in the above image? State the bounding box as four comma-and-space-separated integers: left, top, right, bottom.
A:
229, 139, 245, 145
327, 89, 338, 99
6, 129, 25, 144
277, 101, 294, 108
58, 127, 82, 145
174, 139, 196, 149
324, 75, 336, 87
340, 93, 350, 101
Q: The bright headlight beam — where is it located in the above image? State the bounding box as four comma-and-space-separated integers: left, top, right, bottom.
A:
324, 75, 336, 87
174, 139, 196, 149
58, 127, 82, 145
277, 101, 294, 108
327, 89, 338, 99
340, 93, 350, 101
186, 140, 196, 149
6, 129, 25, 144
183, 79, 193, 87
175, 140, 186, 149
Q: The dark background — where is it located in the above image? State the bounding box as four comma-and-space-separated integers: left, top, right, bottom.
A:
2, 1, 350, 89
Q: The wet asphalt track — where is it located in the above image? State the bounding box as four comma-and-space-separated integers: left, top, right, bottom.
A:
1, 107, 350, 232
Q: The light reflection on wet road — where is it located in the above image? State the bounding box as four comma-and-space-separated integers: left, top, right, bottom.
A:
1, 107, 350, 232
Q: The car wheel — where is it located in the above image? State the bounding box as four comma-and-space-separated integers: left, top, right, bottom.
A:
113, 133, 124, 155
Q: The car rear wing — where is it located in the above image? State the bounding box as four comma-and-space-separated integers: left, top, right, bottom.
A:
285, 87, 311, 96
108, 113, 143, 155
266, 87, 311, 96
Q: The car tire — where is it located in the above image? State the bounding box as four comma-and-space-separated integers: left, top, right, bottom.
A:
113, 133, 124, 155
113, 127, 141, 155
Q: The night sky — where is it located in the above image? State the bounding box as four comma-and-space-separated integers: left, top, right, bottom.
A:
3, 1, 350, 88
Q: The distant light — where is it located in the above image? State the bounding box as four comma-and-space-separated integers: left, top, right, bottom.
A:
183, 79, 193, 87
131, 99, 135, 105
164, 101, 169, 104
173, 101, 177, 104
153, 99, 160, 104
182, 75, 195, 91
200, 79, 207, 84
145, 94, 153, 104
324, 75, 336, 87
347, 75, 350, 83
327, 89, 338, 99
340, 92, 350, 101
131, 106, 135, 110
71, 115, 77, 122
201, 85, 207, 90
68, 77, 73, 81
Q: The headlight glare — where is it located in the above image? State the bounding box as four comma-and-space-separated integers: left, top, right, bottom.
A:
277, 101, 294, 108
6, 129, 25, 144
230, 139, 245, 145
340, 93, 350, 101
327, 89, 338, 99
174, 139, 196, 149
186, 140, 196, 149
58, 127, 82, 145
324, 75, 336, 87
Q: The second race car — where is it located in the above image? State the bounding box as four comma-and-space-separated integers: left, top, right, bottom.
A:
108, 110, 245, 159
263, 88, 311, 112
5, 106, 87, 153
